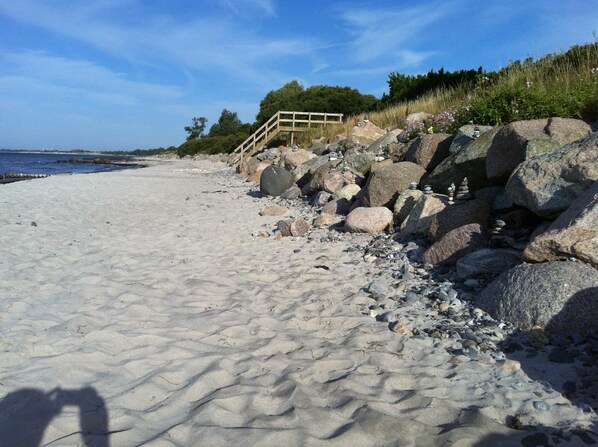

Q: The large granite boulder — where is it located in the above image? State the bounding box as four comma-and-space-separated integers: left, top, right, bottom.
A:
343, 148, 376, 175
427, 199, 490, 242
283, 148, 313, 169
506, 132, 598, 218
399, 194, 447, 236
425, 126, 501, 193
456, 248, 522, 278
301, 160, 342, 195
486, 118, 592, 182
347, 122, 386, 147
248, 160, 272, 183
405, 133, 454, 171
260, 165, 294, 196
422, 223, 488, 266
476, 261, 598, 335
320, 172, 346, 194
334, 184, 361, 201
393, 189, 424, 225
345, 207, 393, 233
449, 125, 494, 155
361, 162, 426, 208
366, 128, 402, 153
523, 181, 598, 267
322, 198, 351, 216
292, 155, 330, 186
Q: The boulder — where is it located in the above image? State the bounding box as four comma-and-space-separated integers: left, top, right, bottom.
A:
425, 126, 501, 193
310, 191, 332, 206
422, 223, 488, 266
456, 248, 522, 278
405, 133, 454, 171
345, 207, 393, 233
449, 125, 494, 155
476, 261, 598, 335
246, 155, 263, 175
387, 142, 410, 162
473, 186, 503, 209
313, 213, 344, 228
322, 198, 351, 216
486, 118, 592, 182
277, 218, 310, 237
334, 184, 361, 201
301, 160, 342, 195
361, 162, 426, 208
292, 155, 330, 186
393, 189, 424, 225
399, 194, 447, 236
321, 172, 346, 194
523, 181, 598, 267
280, 185, 301, 199
342, 148, 376, 175
308, 141, 328, 156
347, 121, 386, 147
248, 160, 272, 183
259, 165, 294, 196
366, 128, 402, 153
505, 132, 598, 218
259, 206, 288, 217
427, 199, 490, 242
283, 149, 313, 169
369, 159, 394, 173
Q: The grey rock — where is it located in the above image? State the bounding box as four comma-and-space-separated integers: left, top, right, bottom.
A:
427, 199, 490, 242
280, 185, 301, 199
505, 132, 598, 218
523, 181, 598, 267
260, 165, 294, 197
361, 162, 426, 208
405, 133, 454, 171
425, 126, 501, 193
476, 261, 598, 335
456, 248, 522, 278
310, 191, 332, 206
449, 125, 494, 155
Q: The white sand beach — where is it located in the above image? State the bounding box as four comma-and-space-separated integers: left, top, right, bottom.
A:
1, 159, 596, 446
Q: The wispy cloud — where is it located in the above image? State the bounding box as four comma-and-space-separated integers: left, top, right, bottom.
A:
0, 0, 310, 87
219, 0, 276, 18
339, 2, 460, 65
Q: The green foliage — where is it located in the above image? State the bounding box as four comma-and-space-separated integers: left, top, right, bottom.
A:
208, 109, 250, 137
452, 42, 598, 128
385, 67, 482, 104
184, 117, 208, 141
255, 81, 379, 125
177, 133, 248, 157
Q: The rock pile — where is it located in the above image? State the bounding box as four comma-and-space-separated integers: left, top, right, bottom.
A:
241, 116, 597, 344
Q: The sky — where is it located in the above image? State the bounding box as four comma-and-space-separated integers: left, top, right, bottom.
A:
0, 0, 596, 151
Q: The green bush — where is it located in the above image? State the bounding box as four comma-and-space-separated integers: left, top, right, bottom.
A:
177, 133, 248, 157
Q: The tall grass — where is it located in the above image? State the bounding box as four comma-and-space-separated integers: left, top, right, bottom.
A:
301, 41, 597, 144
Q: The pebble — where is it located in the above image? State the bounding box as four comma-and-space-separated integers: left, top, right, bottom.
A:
31, 221, 37, 227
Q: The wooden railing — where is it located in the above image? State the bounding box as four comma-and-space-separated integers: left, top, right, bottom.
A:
230, 111, 343, 166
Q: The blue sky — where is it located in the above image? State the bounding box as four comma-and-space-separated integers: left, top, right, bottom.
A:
0, 0, 596, 151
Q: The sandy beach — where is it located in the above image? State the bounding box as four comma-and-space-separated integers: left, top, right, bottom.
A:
1, 159, 596, 446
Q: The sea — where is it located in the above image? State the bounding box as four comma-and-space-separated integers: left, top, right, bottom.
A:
0, 151, 141, 177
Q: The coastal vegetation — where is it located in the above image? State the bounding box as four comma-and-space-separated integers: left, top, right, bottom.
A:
179, 41, 597, 156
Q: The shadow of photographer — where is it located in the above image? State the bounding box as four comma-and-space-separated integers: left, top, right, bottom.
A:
0, 386, 110, 447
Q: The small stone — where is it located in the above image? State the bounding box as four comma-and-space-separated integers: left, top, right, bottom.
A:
499, 360, 521, 372
438, 303, 450, 313
388, 321, 411, 335
31, 221, 37, 227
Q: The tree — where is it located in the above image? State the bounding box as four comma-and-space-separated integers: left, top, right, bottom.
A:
184, 116, 208, 141
256, 80, 305, 125
208, 109, 244, 137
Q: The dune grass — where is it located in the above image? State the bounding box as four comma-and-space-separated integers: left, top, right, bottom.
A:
300, 41, 597, 145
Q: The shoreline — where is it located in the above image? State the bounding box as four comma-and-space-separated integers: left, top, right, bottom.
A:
1, 158, 596, 446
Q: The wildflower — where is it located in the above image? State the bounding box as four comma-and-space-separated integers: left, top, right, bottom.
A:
525, 80, 533, 89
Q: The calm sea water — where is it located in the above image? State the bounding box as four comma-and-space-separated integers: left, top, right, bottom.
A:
0, 151, 140, 176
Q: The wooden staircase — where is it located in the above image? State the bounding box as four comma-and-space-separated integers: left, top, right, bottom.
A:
229, 111, 343, 167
